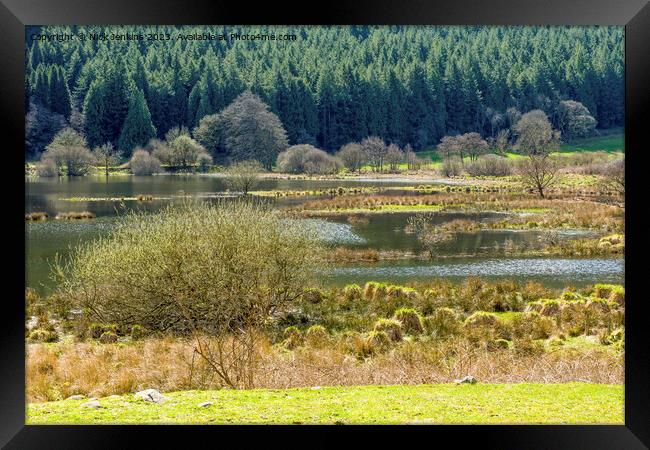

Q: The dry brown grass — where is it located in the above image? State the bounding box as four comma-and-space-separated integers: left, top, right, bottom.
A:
293, 192, 623, 231
27, 335, 622, 403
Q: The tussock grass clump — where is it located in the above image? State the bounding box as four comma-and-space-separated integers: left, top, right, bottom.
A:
55, 211, 96, 220
25, 212, 49, 221
593, 284, 624, 305
28, 329, 58, 343
347, 215, 370, 225
338, 331, 368, 358
327, 247, 379, 262
365, 331, 391, 354
305, 325, 329, 348
363, 282, 379, 300
539, 300, 562, 317
600, 327, 624, 348
342, 284, 363, 302
424, 308, 461, 338
282, 326, 303, 350
393, 308, 424, 335
373, 319, 403, 342
99, 331, 118, 344
464, 311, 499, 328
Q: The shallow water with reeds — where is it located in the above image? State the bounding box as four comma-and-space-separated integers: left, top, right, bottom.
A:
26, 175, 623, 293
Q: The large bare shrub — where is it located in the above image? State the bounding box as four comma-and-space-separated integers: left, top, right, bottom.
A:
55, 202, 320, 388
337, 143, 366, 173
465, 154, 513, 176
129, 149, 163, 175
277, 144, 342, 174
41, 128, 95, 176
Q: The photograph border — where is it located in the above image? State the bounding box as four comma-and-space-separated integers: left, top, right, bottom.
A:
2, 0, 648, 447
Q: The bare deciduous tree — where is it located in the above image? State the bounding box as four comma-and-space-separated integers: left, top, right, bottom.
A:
337, 142, 366, 173
223, 160, 263, 195
513, 110, 562, 197
385, 144, 404, 172
361, 136, 387, 172
601, 158, 625, 196
517, 154, 560, 198
93, 142, 122, 177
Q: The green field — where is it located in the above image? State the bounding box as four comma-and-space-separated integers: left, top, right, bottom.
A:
27, 383, 623, 425
416, 130, 624, 163
559, 130, 624, 153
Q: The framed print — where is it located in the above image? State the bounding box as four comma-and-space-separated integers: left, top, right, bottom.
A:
2, 0, 649, 447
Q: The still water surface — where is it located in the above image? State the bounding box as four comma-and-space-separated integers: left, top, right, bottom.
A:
26, 176, 624, 292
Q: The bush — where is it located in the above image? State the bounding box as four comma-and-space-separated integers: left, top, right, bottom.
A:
465, 154, 513, 176
197, 153, 213, 173
305, 325, 329, 348
424, 307, 461, 338
57, 202, 321, 336
539, 299, 562, 317
303, 288, 325, 304
277, 144, 343, 175
439, 157, 462, 177
41, 128, 95, 176
393, 308, 424, 335
147, 139, 174, 165
28, 329, 58, 343
336, 143, 366, 173
373, 319, 403, 342
129, 149, 163, 175
99, 331, 118, 344
223, 160, 262, 195
36, 158, 58, 177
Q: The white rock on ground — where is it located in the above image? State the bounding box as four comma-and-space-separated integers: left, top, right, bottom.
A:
454, 375, 477, 385
135, 389, 167, 403
81, 401, 101, 409
197, 402, 213, 408
66, 395, 85, 400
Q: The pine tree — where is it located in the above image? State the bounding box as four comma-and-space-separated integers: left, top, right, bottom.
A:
118, 89, 157, 155
48, 65, 72, 119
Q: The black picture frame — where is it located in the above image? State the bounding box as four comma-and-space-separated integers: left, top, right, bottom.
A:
2, 0, 648, 448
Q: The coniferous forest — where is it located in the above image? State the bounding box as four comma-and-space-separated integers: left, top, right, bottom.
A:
25, 25, 623, 160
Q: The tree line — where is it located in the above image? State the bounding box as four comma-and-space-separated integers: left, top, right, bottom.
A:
25, 25, 623, 160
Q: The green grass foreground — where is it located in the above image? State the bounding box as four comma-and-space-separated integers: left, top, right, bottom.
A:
27, 383, 623, 425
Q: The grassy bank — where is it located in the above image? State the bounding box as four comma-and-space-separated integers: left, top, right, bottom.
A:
27, 382, 623, 424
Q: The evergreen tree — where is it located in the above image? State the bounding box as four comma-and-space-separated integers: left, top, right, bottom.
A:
118, 89, 157, 155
